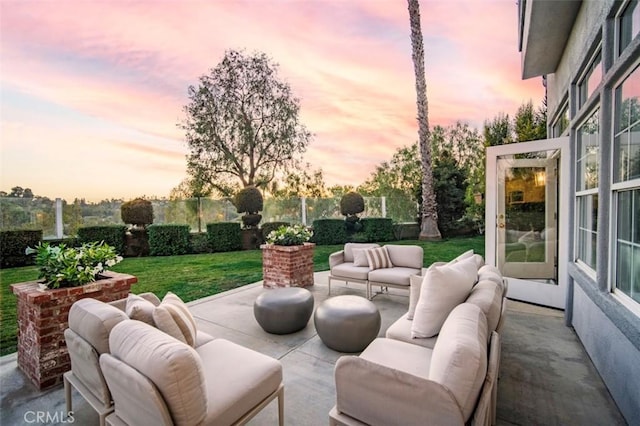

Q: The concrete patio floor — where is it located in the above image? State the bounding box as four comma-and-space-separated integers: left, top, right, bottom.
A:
0, 271, 627, 425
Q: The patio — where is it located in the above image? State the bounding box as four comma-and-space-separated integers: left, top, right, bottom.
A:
0, 271, 627, 425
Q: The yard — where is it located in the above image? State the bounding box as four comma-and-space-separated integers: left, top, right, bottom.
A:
0, 236, 484, 356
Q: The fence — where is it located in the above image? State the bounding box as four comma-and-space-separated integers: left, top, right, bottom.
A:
0, 195, 418, 239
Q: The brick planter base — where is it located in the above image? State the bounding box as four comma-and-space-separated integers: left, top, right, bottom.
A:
10, 272, 137, 390
261, 243, 314, 288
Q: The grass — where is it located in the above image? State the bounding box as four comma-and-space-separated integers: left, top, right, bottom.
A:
0, 236, 484, 356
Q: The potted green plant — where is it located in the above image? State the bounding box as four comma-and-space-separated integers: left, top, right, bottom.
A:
261, 225, 315, 288
265, 225, 312, 246
26, 241, 123, 289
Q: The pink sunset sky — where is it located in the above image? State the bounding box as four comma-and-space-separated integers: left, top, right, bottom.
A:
0, 0, 543, 202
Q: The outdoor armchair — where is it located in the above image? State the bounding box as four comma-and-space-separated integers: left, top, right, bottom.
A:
100, 320, 284, 426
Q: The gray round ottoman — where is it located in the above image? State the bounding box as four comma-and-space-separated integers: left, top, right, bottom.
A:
254, 288, 314, 334
314, 295, 381, 353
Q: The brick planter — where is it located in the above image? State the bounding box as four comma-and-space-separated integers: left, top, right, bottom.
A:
10, 272, 137, 390
261, 243, 314, 288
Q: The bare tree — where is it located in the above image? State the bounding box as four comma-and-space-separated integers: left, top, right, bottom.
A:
407, 0, 441, 240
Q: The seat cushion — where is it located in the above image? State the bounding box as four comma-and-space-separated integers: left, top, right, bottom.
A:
385, 245, 423, 269
331, 263, 370, 281
109, 320, 207, 426
68, 298, 129, 354
385, 313, 438, 349
411, 255, 477, 338
368, 267, 421, 286
429, 303, 488, 422
344, 243, 380, 262
197, 339, 283, 426
359, 337, 432, 380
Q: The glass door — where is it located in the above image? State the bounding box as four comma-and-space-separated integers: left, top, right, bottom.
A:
486, 138, 570, 309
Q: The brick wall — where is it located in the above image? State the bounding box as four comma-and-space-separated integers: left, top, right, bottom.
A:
10, 272, 137, 390
261, 242, 314, 288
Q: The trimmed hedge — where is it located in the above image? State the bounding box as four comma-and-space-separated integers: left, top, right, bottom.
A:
312, 219, 348, 245
77, 225, 127, 254
207, 222, 242, 252
360, 218, 394, 242
189, 232, 212, 254
261, 221, 290, 240
148, 225, 191, 256
0, 229, 42, 268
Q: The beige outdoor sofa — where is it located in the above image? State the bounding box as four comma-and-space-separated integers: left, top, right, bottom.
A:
64, 293, 284, 426
330, 252, 507, 426
328, 243, 424, 299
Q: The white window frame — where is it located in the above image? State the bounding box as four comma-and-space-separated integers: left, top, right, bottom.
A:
577, 46, 603, 109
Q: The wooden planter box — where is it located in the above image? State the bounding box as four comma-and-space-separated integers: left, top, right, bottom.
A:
10, 272, 137, 390
261, 243, 315, 288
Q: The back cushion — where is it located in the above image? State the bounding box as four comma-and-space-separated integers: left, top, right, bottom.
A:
465, 280, 502, 333
411, 256, 478, 338
344, 243, 380, 262
385, 245, 423, 269
126, 294, 156, 326
109, 320, 207, 426
429, 303, 488, 422
68, 298, 128, 354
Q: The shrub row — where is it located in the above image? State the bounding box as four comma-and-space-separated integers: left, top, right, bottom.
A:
311, 218, 394, 245
0, 230, 42, 268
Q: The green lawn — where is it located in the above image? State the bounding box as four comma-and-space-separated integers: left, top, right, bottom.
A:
0, 236, 484, 356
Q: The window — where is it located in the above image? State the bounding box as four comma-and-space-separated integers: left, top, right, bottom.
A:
578, 51, 603, 108
619, 0, 640, 55
552, 101, 570, 137
613, 65, 640, 305
576, 109, 600, 270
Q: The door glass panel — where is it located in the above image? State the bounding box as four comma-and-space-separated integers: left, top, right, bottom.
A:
497, 150, 558, 280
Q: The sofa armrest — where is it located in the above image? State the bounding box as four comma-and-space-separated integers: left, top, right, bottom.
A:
329, 251, 345, 269
334, 356, 464, 426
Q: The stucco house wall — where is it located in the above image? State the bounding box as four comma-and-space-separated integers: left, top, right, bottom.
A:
520, 0, 640, 422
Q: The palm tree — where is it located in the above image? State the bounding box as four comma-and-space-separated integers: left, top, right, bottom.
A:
407, 0, 441, 240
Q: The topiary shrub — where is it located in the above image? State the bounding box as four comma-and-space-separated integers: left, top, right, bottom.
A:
312, 219, 348, 245
340, 191, 365, 233
234, 186, 263, 228
121, 198, 154, 227
148, 224, 190, 256
360, 218, 394, 242
207, 222, 242, 252
77, 225, 127, 254
0, 229, 42, 268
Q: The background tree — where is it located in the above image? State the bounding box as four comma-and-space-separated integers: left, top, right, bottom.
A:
483, 113, 513, 147
514, 100, 547, 142
181, 49, 312, 196
432, 150, 469, 236
407, 0, 441, 240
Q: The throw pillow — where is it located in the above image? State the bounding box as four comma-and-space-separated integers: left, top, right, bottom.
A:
153, 292, 197, 347
448, 249, 474, 265
352, 248, 370, 267
407, 261, 446, 320
411, 255, 478, 338
365, 246, 393, 270
125, 293, 156, 326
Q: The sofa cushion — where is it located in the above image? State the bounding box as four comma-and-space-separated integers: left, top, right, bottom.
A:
359, 337, 432, 379
352, 249, 369, 267
197, 339, 283, 425
408, 262, 445, 320
125, 294, 156, 326
331, 263, 370, 281
385, 313, 438, 349
344, 243, 380, 263
465, 280, 502, 334
368, 267, 420, 286
68, 298, 129, 354
385, 245, 423, 269
448, 249, 474, 264
366, 247, 393, 270
411, 255, 477, 338
153, 292, 197, 347
429, 303, 488, 422
478, 265, 505, 295
108, 320, 207, 426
